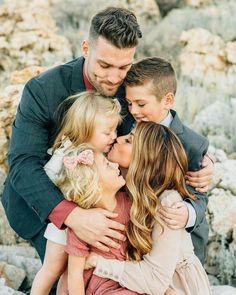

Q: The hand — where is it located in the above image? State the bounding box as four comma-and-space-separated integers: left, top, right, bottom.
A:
84, 252, 99, 270
158, 201, 189, 229
64, 207, 126, 252
186, 155, 214, 192
164, 287, 176, 295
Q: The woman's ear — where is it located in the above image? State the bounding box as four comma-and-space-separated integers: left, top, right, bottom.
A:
81, 40, 89, 58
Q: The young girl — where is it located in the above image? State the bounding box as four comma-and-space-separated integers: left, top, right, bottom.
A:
86, 122, 212, 295
31, 91, 126, 295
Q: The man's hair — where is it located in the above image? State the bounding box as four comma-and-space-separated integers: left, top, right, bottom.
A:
89, 7, 142, 48
125, 57, 177, 100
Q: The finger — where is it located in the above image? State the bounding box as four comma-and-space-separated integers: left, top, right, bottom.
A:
93, 241, 110, 252
161, 217, 179, 226
186, 173, 212, 181
186, 180, 210, 188
158, 209, 178, 220
106, 228, 126, 241
107, 219, 125, 231
159, 206, 183, 216
195, 186, 209, 193
102, 210, 118, 218
99, 236, 121, 249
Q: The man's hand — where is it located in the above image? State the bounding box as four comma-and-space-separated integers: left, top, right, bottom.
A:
84, 252, 99, 270
64, 207, 126, 252
186, 155, 214, 192
158, 201, 189, 230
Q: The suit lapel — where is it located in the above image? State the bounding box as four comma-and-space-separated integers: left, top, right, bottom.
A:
71, 57, 86, 92
170, 109, 184, 136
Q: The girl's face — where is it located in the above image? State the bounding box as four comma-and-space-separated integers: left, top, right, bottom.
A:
90, 115, 119, 153
96, 153, 125, 193
107, 130, 134, 169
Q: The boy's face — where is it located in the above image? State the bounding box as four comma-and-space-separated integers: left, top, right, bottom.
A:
126, 82, 170, 123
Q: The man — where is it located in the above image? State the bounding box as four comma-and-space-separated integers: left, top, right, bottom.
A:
2, 7, 212, 289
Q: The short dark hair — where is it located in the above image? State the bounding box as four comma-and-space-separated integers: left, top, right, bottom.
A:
89, 7, 142, 48
125, 57, 177, 100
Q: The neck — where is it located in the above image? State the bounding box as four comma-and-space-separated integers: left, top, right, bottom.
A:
120, 167, 128, 179
96, 191, 117, 211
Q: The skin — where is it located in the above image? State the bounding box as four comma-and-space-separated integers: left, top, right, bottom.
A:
64, 37, 137, 252
82, 36, 135, 97
90, 115, 119, 153
68, 153, 125, 295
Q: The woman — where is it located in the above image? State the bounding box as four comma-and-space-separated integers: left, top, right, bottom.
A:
85, 122, 212, 295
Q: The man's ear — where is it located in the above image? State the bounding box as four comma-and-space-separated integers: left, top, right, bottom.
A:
163, 92, 175, 109
81, 40, 89, 58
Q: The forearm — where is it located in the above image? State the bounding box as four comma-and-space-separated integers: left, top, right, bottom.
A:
68, 275, 85, 295
185, 188, 208, 232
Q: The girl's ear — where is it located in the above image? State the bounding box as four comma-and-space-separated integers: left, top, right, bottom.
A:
81, 40, 89, 58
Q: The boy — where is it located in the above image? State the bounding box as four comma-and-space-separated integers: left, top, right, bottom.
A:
124, 57, 210, 264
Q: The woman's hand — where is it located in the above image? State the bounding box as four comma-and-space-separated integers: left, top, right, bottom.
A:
84, 252, 99, 270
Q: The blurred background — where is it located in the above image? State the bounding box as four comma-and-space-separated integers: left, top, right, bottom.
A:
0, 0, 236, 294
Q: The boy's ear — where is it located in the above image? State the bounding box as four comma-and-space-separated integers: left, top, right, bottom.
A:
163, 92, 175, 109
81, 40, 89, 58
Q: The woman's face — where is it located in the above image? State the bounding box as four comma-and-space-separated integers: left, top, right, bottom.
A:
107, 130, 135, 169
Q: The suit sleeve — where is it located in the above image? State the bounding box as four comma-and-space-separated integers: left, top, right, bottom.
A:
93, 192, 183, 295
8, 78, 65, 223
185, 136, 209, 232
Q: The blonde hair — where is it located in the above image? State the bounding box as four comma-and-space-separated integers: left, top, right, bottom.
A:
56, 144, 102, 209
126, 122, 195, 261
54, 91, 121, 150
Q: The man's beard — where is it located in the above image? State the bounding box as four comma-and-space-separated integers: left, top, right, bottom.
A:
88, 73, 121, 97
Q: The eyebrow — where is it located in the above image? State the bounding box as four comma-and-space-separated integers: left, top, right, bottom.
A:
126, 97, 147, 103
98, 59, 132, 68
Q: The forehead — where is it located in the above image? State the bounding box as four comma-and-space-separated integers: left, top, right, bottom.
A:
91, 36, 136, 67
126, 82, 155, 101
96, 114, 119, 128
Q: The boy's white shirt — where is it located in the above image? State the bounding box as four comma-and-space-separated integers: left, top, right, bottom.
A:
160, 111, 197, 228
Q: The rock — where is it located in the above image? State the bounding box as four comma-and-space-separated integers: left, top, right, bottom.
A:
211, 285, 236, 295
207, 188, 236, 236
0, 261, 25, 290
0, 278, 24, 294
191, 100, 236, 154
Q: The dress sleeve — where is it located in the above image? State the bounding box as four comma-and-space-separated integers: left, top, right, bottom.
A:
93, 191, 183, 295
64, 228, 90, 257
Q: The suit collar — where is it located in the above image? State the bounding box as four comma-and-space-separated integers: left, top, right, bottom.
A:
71, 57, 86, 92
170, 109, 184, 135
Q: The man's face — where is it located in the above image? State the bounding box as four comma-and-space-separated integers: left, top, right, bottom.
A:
82, 36, 136, 96
126, 82, 169, 123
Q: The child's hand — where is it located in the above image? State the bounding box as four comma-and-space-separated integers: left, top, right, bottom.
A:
186, 155, 214, 192
158, 201, 189, 229
84, 252, 99, 270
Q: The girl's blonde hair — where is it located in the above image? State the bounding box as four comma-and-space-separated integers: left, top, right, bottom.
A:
56, 143, 102, 209
54, 91, 121, 150
126, 122, 195, 261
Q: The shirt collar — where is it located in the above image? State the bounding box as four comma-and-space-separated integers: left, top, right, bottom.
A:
160, 111, 173, 127
83, 64, 94, 91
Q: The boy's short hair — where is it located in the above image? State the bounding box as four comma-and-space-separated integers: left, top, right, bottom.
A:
124, 57, 177, 100
89, 7, 142, 48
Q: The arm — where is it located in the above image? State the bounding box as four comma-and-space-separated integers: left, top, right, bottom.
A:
68, 255, 86, 295
92, 219, 182, 295
8, 78, 65, 222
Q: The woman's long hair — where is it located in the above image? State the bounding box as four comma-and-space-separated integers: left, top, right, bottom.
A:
126, 122, 195, 261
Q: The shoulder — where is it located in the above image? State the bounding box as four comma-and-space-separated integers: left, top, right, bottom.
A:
159, 190, 182, 207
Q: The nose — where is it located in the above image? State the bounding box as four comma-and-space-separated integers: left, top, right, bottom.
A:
111, 130, 117, 141
107, 69, 123, 85
129, 103, 139, 115
116, 135, 127, 144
